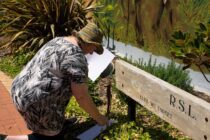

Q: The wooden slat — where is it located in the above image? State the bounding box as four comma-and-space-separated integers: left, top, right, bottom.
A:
115, 59, 210, 140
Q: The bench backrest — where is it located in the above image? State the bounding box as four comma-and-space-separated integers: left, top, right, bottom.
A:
115, 59, 210, 140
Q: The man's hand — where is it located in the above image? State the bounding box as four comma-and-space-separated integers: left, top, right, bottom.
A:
71, 81, 108, 125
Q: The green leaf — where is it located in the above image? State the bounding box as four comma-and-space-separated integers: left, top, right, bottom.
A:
50, 24, 55, 38
1, 0, 92, 53
38, 38, 44, 47
11, 31, 26, 42
22, 18, 34, 29
41, 0, 50, 15
18, 40, 31, 49
0, 17, 20, 32
175, 39, 185, 47
199, 23, 207, 31
29, 37, 39, 48
69, 0, 75, 14
172, 31, 185, 39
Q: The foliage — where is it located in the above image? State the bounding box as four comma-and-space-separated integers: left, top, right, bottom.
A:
0, 0, 95, 53
0, 48, 191, 140
98, 121, 151, 140
65, 97, 89, 119
65, 91, 190, 139
96, 94, 190, 140
177, 0, 209, 31
94, 0, 119, 51
170, 22, 210, 83
103, 0, 209, 51
123, 56, 193, 93
0, 52, 35, 77
88, 79, 104, 106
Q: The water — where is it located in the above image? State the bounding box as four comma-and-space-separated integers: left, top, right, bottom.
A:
105, 39, 210, 95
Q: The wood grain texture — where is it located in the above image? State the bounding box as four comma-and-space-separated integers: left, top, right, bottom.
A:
115, 59, 210, 140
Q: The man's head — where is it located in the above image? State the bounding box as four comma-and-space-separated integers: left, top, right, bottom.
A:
73, 22, 104, 55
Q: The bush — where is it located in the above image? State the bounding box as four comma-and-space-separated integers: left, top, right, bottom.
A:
88, 79, 104, 106
170, 22, 210, 83
122, 56, 193, 93
0, 0, 95, 53
0, 51, 35, 77
98, 121, 151, 140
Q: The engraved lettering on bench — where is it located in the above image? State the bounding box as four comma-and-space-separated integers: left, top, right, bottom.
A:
157, 106, 172, 119
170, 94, 196, 120
139, 94, 172, 119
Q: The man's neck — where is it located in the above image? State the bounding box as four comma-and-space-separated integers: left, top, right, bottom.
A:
64, 36, 79, 47
64, 36, 87, 54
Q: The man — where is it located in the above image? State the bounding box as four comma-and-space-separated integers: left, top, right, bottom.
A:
2, 22, 110, 140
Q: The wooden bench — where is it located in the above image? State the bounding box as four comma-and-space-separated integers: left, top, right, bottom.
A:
115, 59, 210, 140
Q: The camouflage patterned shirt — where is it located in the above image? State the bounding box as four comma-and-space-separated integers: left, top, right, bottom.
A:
10, 37, 88, 136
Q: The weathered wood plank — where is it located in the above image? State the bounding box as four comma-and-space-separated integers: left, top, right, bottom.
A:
115, 59, 210, 140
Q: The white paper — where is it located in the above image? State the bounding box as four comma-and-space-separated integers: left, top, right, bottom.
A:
85, 48, 115, 81
77, 119, 117, 140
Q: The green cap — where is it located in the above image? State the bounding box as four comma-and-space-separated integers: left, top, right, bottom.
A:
73, 22, 104, 54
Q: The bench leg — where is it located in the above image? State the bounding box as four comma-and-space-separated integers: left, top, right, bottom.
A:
127, 97, 136, 121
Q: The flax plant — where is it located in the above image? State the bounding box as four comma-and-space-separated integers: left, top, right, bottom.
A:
0, 0, 96, 53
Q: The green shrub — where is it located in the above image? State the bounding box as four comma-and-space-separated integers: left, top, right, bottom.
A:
123, 56, 193, 93
0, 51, 35, 77
98, 121, 151, 140
0, 0, 95, 53
170, 22, 210, 83
0, 56, 22, 77
88, 79, 104, 106
97, 108, 190, 140
65, 97, 89, 119
177, 0, 209, 31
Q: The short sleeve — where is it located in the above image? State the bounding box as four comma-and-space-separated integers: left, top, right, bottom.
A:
60, 51, 88, 84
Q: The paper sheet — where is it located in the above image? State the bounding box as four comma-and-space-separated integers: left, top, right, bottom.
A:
77, 119, 116, 140
85, 48, 115, 81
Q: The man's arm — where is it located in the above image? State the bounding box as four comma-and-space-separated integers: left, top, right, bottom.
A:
71, 81, 108, 125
